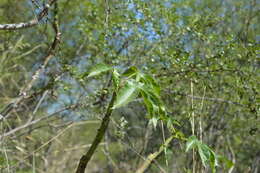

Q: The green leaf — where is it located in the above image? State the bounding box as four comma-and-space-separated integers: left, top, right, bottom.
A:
185, 135, 199, 152
86, 63, 112, 78
197, 142, 218, 172
140, 74, 161, 97
140, 90, 154, 117
209, 151, 217, 173
112, 69, 120, 89
149, 117, 158, 128
166, 118, 180, 132
186, 136, 218, 172
122, 66, 138, 78
217, 155, 233, 170
139, 86, 162, 105
198, 143, 211, 167
112, 80, 140, 109
139, 84, 167, 120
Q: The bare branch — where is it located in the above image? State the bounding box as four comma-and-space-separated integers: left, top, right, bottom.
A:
136, 136, 173, 173
167, 91, 246, 107
0, 1, 61, 121
0, 0, 58, 30
0, 104, 77, 140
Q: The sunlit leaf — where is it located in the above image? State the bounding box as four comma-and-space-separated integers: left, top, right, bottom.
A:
185, 135, 199, 152
86, 63, 112, 78
122, 66, 138, 78
186, 136, 218, 172
140, 74, 161, 97
149, 117, 158, 128
198, 143, 211, 167
112, 69, 120, 89
112, 80, 140, 109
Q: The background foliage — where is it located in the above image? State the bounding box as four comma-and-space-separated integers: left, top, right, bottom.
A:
0, 0, 259, 172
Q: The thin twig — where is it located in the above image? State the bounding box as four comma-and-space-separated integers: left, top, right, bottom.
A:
118, 139, 166, 173
0, 104, 78, 140
199, 87, 206, 141
227, 136, 235, 173
65, 142, 105, 152
4, 123, 75, 172
199, 86, 206, 173
191, 81, 196, 173
169, 91, 245, 107
1, 121, 96, 172
0, 1, 61, 121
160, 120, 168, 168
3, 147, 10, 173
135, 136, 173, 173
0, 0, 59, 30
156, 69, 238, 77
32, 90, 49, 116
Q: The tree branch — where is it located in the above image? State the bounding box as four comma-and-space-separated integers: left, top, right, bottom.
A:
0, 104, 77, 141
170, 91, 245, 107
75, 91, 117, 173
136, 136, 173, 173
0, 1, 61, 121
0, 0, 58, 30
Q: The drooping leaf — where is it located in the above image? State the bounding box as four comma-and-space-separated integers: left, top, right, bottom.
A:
209, 150, 217, 173
198, 143, 211, 167
149, 117, 158, 128
140, 90, 154, 117
122, 66, 138, 78
217, 155, 233, 170
139, 86, 162, 106
139, 83, 167, 121
85, 63, 112, 78
185, 136, 218, 173
185, 135, 199, 152
112, 80, 140, 109
140, 74, 161, 97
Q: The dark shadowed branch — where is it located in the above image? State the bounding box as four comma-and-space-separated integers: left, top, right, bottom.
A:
76, 91, 117, 173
